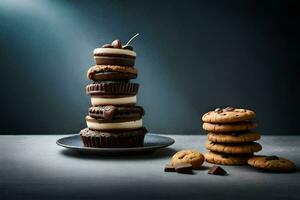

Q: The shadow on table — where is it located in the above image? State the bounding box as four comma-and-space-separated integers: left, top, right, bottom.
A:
59, 147, 178, 160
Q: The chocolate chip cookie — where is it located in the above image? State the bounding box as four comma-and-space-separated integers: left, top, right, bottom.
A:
203, 122, 257, 132
248, 155, 296, 172
171, 150, 204, 169
207, 132, 261, 143
205, 151, 253, 165
202, 107, 256, 123
205, 141, 262, 154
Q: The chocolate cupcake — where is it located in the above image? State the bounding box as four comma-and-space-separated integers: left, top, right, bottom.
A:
80, 127, 147, 148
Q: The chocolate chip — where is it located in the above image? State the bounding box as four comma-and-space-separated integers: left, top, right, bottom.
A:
265, 155, 279, 161
221, 155, 230, 158
225, 107, 235, 111
122, 45, 133, 50
164, 164, 176, 172
140, 107, 145, 116
174, 163, 193, 174
215, 108, 222, 112
208, 165, 227, 176
231, 132, 240, 136
102, 44, 114, 48
103, 106, 118, 120
111, 39, 122, 48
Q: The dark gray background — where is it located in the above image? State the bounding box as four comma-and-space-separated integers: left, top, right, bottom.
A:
0, 0, 298, 134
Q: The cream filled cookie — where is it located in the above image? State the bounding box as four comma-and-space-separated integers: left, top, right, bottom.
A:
86, 116, 143, 131
93, 39, 136, 67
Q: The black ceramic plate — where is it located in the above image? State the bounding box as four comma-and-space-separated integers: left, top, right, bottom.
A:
56, 133, 175, 155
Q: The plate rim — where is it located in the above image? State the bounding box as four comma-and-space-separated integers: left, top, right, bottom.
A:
56, 133, 175, 152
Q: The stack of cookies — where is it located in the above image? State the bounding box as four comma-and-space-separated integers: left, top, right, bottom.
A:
80, 36, 147, 148
202, 107, 262, 165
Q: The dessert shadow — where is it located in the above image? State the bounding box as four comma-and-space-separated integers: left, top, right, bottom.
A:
59, 147, 177, 160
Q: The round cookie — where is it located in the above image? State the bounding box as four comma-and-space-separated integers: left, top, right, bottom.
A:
80, 127, 147, 148
207, 132, 261, 143
171, 150, 204, 169
87, 65, 137, 81
205, 151, 253, 165
248, 155, 296, 172
203, 122, 257, 132
202, 107, 256, 123
205, 141, 262, 154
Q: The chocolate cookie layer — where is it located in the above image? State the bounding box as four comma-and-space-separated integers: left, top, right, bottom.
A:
93, 48, 136, 67
80, 127, 147, 148
94, 54, 135, 66
87, 65, 137, 81
86, 81, 139, 96
89, 106, 145, 120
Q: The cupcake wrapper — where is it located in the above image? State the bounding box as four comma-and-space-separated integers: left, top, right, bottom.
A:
80, 127, 147, 148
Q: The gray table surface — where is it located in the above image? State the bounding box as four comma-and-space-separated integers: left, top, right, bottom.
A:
0, 134, 299, 200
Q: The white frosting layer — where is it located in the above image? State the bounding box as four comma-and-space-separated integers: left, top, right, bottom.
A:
86, 116, 143, 130
94, 48, 136, 57
91, 96, 136, 106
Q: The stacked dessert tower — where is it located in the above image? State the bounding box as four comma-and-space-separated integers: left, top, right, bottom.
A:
80, 35, 147, 148
202, 107, 262, 165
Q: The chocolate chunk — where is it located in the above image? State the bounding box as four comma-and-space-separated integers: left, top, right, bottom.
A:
225, 107, 235, 111
231, 132, 240, 136
164, 164, 176, 172
102, 44, 114, 48
215, 108, 222, 112
214, 108, 223, 113
122, 45, 133, 50
208, 165, 227, 176
111, 39, 122, 48
221, 154, 230, 158
265, 155, 279, 161
174, 163, 193, 174
103, 106, 118, 120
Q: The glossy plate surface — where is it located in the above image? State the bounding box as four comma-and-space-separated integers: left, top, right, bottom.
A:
56, 133, 175, 155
